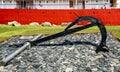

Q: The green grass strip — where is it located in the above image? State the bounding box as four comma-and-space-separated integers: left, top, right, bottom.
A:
0, 25, 120, 41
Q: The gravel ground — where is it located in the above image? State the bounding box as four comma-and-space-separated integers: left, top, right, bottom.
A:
0, 33, 120, 72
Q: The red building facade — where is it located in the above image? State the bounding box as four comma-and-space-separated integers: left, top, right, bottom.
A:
0, 0, 120, 26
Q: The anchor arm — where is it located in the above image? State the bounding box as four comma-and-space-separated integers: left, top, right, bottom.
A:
65, 16, 108, 53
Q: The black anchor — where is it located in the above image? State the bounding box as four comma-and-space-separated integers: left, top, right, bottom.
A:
30, 16, 109, 53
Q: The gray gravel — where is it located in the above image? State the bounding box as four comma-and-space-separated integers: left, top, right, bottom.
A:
0, 33, 120, 72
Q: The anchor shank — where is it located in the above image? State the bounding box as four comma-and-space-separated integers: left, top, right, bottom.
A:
30, 24, 94, 45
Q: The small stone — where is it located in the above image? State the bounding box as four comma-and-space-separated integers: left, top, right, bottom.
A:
114, 66, 120, 72
65, 45, 75, 53
112, 59, 119, 63
95, 55, 103, 59
50, 41, 55, 44
12, 58, 20, 64
8, 21, 21, 26
28, 64, 33, 69
17, 56, 22, 60
51, 46, 57, 49
86, 62, 91, 67
41, 22, 52, 26
48, 63, 56, 67
62, 61, 70, 65
32, 63, 42, 69
29, 22, 39, 26
86, 67, 92, 72
65, 68, 73, 72
20, 61, 26, 66
91, 68, 98, 71
68, 45, 75, 51
0, 66, 7, 72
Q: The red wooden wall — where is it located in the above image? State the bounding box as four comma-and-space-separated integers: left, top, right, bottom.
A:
0, 9, 120, 26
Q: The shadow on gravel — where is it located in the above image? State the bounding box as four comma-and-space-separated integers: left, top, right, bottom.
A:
38, 40, 98, 47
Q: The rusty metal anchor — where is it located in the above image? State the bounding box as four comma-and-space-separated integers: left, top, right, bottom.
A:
0, 16, 109, 66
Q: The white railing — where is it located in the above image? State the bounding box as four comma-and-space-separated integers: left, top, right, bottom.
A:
0, 3, 113, 9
